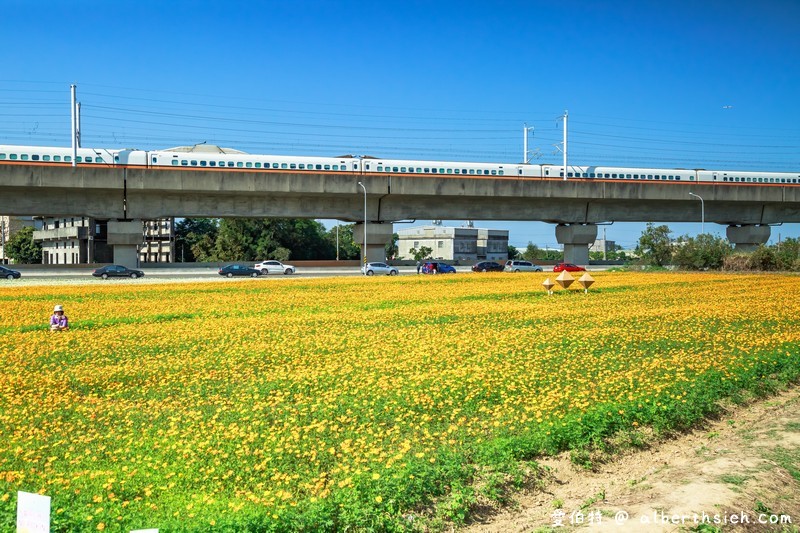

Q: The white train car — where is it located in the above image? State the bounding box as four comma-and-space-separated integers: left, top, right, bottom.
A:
0, 144, 118, 165
363, 157, 539, 177
698, 169, 800, 184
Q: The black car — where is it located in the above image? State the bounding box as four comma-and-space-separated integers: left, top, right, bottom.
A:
0, 265, 21, 280
219, 264, 261, 278
92, 265, 145, 279
471, 261, 504, 272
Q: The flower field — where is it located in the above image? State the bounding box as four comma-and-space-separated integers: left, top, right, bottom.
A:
1, 272, 798, 531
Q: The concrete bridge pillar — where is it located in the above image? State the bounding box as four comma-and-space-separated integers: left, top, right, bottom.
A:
555, 223, 598, 265
107, 219, 142, 267
353, 222, 393, 263
726, 224, 770, 252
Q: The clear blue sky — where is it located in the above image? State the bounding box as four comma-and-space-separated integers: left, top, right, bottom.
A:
2, 0, 799, 248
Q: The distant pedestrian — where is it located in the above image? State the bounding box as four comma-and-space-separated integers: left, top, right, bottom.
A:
50, 304, 69, 332
416, 260, 421, 274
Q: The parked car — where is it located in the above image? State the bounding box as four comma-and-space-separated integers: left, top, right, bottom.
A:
504, 260, 543, 272
0, 265, 21, 280
361, 262, 398, 276
219, 264, 261, 278
553, 262, 586, 272
92, 265, 145, 279
422, 262, 456, 274
471, 261, 504, 272
254, 260, 296, 275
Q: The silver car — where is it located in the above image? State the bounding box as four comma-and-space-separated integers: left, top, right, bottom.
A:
361, 262, 398, 276
504, 260, 543, 272
254, 260, 296, 275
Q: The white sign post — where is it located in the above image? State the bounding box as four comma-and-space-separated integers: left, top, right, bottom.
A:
16, 491, 50, 533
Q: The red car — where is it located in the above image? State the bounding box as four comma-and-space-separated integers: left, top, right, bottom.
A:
553, 262, 586, 272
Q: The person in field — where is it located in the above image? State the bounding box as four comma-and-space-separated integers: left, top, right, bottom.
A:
50, 304, 69, 332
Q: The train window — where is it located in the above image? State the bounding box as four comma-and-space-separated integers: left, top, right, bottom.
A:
64, 156, 71, 162
625, 174, 631, 179
454, 169, 460, 174
180, 160, 187, 166
498, 170, 504, 175
278, 163, 286, 169
254, 162, 261, 168
675, 176, 681, 180
171, 160, 178, 166
423, 168, 430, 173
633, 174, 638, 179
0, 153, 5, 160
200, 161, 207, 167
440, 168, 446, 173
21, 154, 30, 160
54, 155, 62, 162
245, 162, 252, 168
469, 169, 476, 175
417, 168, 423, 173
312, 164, 319, 170
377, 165, 383, 171
408, 167, 415, 172
9, 154, 18, 160
391, 167, 398, 172
299, 164, 306, 169
482, 170, 488, 175
43, 155, 51, 161
32, 154, 40, 161
73, 156, 80, 162
288, 163, 296, 169
400, 167, 407, 172
209, 161, 217, 167
324, 164, 331, 170
490, 170, 496, 175
431, 168, 437, 173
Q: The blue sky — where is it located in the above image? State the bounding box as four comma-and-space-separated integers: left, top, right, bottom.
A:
1, 0, 799, 248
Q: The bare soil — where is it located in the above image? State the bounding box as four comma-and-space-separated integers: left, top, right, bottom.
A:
462, 387, 800, 532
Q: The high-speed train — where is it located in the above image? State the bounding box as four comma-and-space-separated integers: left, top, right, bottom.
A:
1, 144, 798, 185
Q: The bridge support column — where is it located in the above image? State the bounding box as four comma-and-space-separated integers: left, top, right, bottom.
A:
555, 223, 598, 265
353, 222, 393, 263
107, 219, 142, 268
726, 224, 770, 252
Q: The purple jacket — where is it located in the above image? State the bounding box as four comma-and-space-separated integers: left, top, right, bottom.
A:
50, 314, 68, 328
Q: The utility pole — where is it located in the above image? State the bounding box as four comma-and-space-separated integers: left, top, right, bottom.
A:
523, 123, 535, 164
561, 110, 568, 180
70, 85, 78, 167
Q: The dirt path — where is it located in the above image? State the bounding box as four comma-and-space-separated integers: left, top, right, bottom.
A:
463, 387, 800, 532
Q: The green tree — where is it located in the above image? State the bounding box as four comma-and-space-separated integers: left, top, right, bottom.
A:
175, 218, 218, 262
409, 246, 433, 261
6, 226, 42, 263
385, 233, 399, 260
672, 234, 732, 270
507, 245, 519, 260
326, 224, 359, 260
636, 223, 673, 267
774, 237, 800, 270
521, 243, 540, 261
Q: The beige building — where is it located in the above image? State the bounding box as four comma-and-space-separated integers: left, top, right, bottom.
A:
0, 216, 36, 264
34, 217, 174, 265
397, 224, 508, 262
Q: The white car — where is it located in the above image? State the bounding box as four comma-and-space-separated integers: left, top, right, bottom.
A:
504, 260, 543, 272
361, 262, 398, 276
254, 260, 296, 275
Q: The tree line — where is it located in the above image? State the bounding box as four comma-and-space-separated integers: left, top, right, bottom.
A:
176, 219, 399, 262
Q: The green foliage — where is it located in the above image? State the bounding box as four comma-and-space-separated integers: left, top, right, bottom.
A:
409, 246, 433, 261
326, 223, 360, 260
673, 234, 733, 270
635, 223, 673, 267
521, 242, 563, 261
774, 237, 800, 270
175, 218, 218, 262
5, 226, 41, 263
386, 233, 399, 260
191, 218, 335, 261
507, 245, 519, 260
747, 245, 778, 271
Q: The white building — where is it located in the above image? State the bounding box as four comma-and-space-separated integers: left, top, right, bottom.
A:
397, 225, 508, 262
34, 217, 174, 265
0, 216, 37, 264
